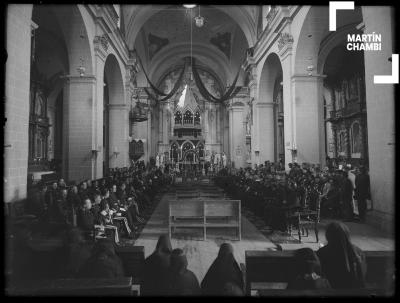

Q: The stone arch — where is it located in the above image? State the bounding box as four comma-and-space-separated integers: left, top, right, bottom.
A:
255, 52, 283, 164
293, 5, 363, 76
104, 54, 127, 169
124, 5, 256, 50
258, 53, 282, 103
148, 43, 235, 87
104, 54, 125, 105
49, 5, 94, 76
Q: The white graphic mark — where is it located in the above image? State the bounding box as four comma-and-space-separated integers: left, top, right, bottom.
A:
374, 54, 399, 84
329, 2, 355, 31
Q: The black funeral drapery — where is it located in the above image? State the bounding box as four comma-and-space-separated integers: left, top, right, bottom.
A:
143, 60, 187, 103
137, 54, 167, 96
191, 57, 244, 104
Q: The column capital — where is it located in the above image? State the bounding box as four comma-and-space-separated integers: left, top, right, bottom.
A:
255, 102, 274, 108
64, 75, 97, 84
94, 34, 109, 61
228, 102, 245, 111
277, 32, 294, 59
108, 103, 129, 111
291, 73, 326, 82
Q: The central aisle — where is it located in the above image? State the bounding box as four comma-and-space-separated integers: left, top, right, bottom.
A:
134, 184, 277, 283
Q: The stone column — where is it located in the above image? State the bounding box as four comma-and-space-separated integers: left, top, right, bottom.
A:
278, 34, 295, 169
228, 99, 246, 168
204, 102, 211, 152
254, 102, 275, 163
63, 75, 97, 182
108, 101, 129, 169
291, 75, 325, 165
361, 7, 395, 232
244, 59, 258, 167
93, 35, 107, 179
4, 5, 33, 202
157, 104, 163, 154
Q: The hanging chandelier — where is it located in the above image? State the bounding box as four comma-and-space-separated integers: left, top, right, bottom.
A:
183, 4, 197, 9
130, 89, 149, 122
194, 6, 204, 28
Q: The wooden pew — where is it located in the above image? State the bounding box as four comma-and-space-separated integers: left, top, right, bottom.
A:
255, 288, 389, 297
168, 200, 241, 240
7, 277, 133, 296
245, 250, 395, 295
169, 200, 205, 239
115, 245, 145, 281
204, 200, 241, 240
13, 240, 145, 283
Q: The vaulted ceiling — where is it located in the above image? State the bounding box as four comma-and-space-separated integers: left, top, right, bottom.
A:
122, 5, 259, 86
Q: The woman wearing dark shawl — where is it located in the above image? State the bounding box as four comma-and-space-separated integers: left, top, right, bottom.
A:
201, 243, 244, 296
317, 221, 366, 288
287, 247, 331, 290
77, 239, 124, 279
167, 248, 201, 296
61, 228, 92, 278
142, 234, 173, 296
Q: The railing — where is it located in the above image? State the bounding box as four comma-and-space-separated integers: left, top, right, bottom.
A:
329, 102, 362, 120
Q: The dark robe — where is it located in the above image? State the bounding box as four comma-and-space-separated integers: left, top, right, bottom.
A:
77, 241, 124, 279
167, 250, 201, 296
341, 178, 354, 220
68, 192, 82, 210
77, 208, 95, 231
317, 243, 366, 289
355, 173, 370, 221
142, 235, 172, 296
201, 243, 244, 295
117, 189, 127, 205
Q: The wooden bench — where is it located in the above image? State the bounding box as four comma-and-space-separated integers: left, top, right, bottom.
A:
12, 241, 145, 284
115, 245, 145, 281
169, 200, 241, 240
245, 250, 395, 295
255, 287, 390, 297
7, 277, 133, 296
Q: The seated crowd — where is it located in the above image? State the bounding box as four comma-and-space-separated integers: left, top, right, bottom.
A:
23, 163, 172, 242
10, 220, 368, 295
215, 160, 370, 231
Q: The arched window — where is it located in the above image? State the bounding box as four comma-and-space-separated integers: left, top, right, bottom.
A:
194, 111, 201, 125
182, 141, 193, 153
351, 122, 361, 154
174, 111, 182, 125
338, 131, 347, 155
183, 110, 193, 125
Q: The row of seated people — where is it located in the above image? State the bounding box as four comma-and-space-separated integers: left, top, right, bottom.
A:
142, 221, 369, 295
215, 162, 370, 231
24, 165, 170, 240
9, 220, 375, 295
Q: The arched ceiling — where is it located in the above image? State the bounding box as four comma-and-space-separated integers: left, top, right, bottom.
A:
122, 5, 257, 86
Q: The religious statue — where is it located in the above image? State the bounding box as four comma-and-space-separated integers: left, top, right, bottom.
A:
160, 153, 164, 168
156, 154, 160, 168
215, 153, 221, 167
222, 153, 227, 167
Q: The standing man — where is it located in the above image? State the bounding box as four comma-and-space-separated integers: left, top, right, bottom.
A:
355, 166, 370, 223
341, 170, 354, 221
